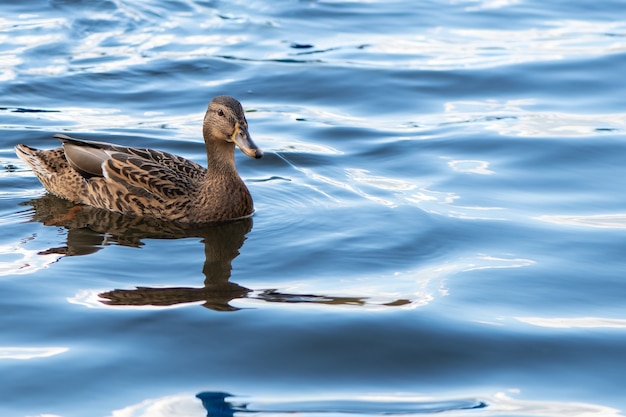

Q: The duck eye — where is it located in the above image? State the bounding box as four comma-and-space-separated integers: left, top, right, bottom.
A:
217, 109, 225, 117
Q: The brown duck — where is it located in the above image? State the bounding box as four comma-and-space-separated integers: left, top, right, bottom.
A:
15, 96, 263, 224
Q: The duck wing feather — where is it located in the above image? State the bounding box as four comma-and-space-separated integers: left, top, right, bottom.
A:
56, 134, 200, 200
55, 133, 206, 181
103, 153, 194, 199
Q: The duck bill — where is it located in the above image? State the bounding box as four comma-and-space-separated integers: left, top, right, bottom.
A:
232, 124, 263, 159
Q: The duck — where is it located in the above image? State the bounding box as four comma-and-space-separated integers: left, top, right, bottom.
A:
15, 95, 263, 224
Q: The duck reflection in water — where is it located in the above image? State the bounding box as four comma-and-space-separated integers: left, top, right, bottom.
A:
23, 194, 409, 311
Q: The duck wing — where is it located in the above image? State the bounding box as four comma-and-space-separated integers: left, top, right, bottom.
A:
56, 134, 201, 199
55, 134, 206, 181
103, 153, 194, 199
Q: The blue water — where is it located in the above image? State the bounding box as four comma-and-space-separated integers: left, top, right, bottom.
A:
1, 1, 626, 416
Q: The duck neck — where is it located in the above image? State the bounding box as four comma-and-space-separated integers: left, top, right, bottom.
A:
197, 140, 253, 221
205, 140, 238, 177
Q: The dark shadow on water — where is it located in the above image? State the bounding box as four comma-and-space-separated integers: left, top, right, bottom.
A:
195, 391, 488, 417
22, 194, 412, 312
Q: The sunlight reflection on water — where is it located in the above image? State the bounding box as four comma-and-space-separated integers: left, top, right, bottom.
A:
0, 346, 68, 360
0, 238, 60, 276
104, 390, 622, 417
536, 213, 626, 229
515, 316, 626, 329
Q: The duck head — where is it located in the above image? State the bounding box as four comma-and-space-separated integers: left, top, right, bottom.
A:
203, 96, 263, 159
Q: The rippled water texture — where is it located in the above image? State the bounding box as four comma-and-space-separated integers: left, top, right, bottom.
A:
1, 1, 626, 416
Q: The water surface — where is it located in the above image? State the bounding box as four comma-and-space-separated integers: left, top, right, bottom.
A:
1, 1, 626, 416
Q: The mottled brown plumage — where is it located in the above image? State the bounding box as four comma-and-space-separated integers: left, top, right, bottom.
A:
15, 96, 263, 224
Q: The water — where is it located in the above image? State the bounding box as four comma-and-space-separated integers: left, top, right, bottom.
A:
1, 0, 626, 416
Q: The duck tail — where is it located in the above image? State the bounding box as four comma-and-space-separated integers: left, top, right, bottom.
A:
15, 144, 44, 172
15, 144, 69, 186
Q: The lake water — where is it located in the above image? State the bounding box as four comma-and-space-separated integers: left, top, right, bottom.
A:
1, 1, 626, 416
